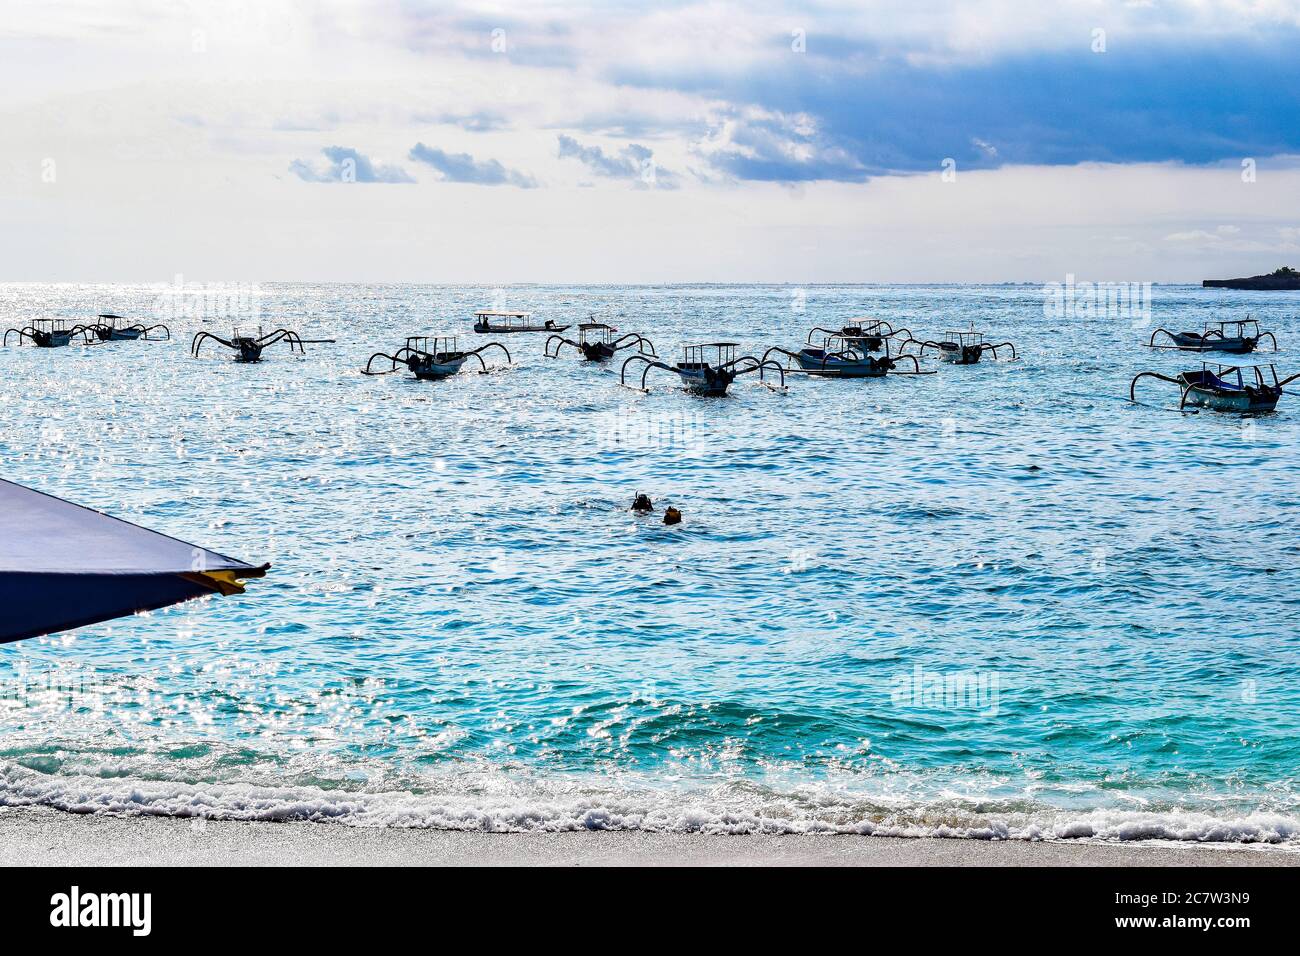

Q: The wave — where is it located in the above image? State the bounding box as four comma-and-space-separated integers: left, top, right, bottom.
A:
2, 763, 1297, 847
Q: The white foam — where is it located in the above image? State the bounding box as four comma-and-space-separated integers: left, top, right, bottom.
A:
2, 761, 1298, 846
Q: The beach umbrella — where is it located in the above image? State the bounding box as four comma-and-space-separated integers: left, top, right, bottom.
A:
0, 478, 269, 644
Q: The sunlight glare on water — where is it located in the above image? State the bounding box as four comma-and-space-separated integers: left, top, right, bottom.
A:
1, 282, 1298, 842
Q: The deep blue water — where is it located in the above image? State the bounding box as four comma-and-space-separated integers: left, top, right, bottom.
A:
1, 282, 1298, 842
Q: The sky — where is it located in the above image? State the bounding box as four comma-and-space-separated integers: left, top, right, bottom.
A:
2, 0, 1299, 282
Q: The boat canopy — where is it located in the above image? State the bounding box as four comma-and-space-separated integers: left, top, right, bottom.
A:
0, 478, 268, 644
474, 310, 532, 318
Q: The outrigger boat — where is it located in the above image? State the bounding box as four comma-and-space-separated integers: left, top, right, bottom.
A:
473, 310, 568, 334
545, 322, 656, 361
3, 318, 97, 348
1148, 318, 1278, 354
803, 318, 906, 354
898, 327, 1015, 364
192, 325, 328, 363
621, 342, 785, 396
1130, 362, 1298, 413
762, 331, 930, 378
87, 314, 171, 341
363, 335, 510, 380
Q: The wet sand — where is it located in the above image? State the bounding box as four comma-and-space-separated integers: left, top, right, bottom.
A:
1, 806, 1296, 866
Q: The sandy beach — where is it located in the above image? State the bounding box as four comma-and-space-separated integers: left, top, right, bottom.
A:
1, 807, 1295, 866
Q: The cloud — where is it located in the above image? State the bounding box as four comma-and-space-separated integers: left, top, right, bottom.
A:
600, 27, 1300, 181
556, 134, 678, 187
408, 142, 537, 186
416, 110, 511, 132
289, 146, 414, 183
692, 109, 867, 183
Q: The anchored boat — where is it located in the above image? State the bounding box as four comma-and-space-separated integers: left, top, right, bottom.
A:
898, 327, 1016, 364
762, 331, 929, 378
1130, 362, 1298, 412
192, 325, 332, 362
545, 322, 656, 361
89, 313, 170, 341
363, 335, 510, 380
3, 318, 97, 348
622, 342, 785, 396
473, 310, 568, 334
1148, 318, 1278, 354
803, 318, 903, 354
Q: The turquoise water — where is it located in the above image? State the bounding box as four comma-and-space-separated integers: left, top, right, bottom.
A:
1, 282, 1298, 842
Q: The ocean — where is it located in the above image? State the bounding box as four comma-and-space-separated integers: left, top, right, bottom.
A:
1, 282, 1297, 844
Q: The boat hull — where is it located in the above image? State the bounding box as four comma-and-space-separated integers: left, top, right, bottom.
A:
1167, 333, 1257, 354
412, 355, 469, 380
1183, 385, 1279, 413
676, 365, 733, 396
474, 323, 569, 334
794, 350, 885, 377
937, 344, 980, 364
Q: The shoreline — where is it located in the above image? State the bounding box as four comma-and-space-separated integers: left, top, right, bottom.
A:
2, 807, 1296, 866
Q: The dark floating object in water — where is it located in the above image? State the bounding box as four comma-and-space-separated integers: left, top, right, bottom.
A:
192, 326, 331, 363
0, 477, 267, 644
1130, 362, 1299, 413
1147, 318, 1277, 354
897, 326, 1016, 365
473, 309, 568, 334
546, 321, 656, 362
764, 329, 930, 378
3, 318, 98, 348
363, 335, 510, 380
88, 313, 170, 341
631, 493, 654, 513
663, 506, 682, 526
621, 342, 786, 396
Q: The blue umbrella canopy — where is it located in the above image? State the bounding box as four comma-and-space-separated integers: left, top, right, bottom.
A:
0, 478, 268, 644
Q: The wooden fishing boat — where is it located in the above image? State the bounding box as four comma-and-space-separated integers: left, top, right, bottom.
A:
90, 314, 171, 341
545, 322, 655, 361
3, 318, 95, 348
1130, 362, 1298, 412
473, 310, 568, 334
762, 332, 927, 378
1148, 318, 1278, 354
622, 342, 785, 396
803, 318, 898, 354
897, 327, 1016, 365
363, 335, 510, 380
192, 325, 333, 362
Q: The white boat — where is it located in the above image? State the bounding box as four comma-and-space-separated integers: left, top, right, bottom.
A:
473, 310, 568, 334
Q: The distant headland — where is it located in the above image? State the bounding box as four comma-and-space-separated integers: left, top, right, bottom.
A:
1203, 266, 1300, 290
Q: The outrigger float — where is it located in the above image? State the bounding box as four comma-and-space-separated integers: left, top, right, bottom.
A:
87, 314, 170, 341
545, 322, 656, 361
762, 329, 930, 378
1147, 319, 1278, 355
1130, 362, 1298, 413
191, 326, 331, 362
897, 327, 1016, 364
621, 342, 786, 396
3, 318, 98, 348
363, 335, 510, 380
803, 318, 907, 354
473, 310, 568, 334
